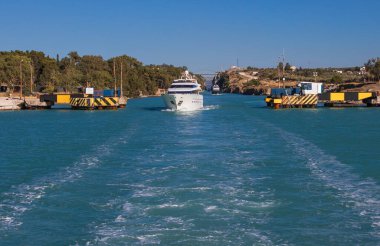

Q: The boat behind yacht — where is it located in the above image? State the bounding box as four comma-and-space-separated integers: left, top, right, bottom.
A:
162, 71, 203, 111
211, 84, 221, 94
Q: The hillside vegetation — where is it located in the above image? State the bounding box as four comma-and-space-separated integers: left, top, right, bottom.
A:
216, 59, 380, 95
0, 50, 204, 97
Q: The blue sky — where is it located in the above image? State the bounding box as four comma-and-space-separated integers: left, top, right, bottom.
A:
0, 0, 379, 73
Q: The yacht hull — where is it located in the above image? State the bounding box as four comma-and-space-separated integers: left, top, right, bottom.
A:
162, 94, 203, 111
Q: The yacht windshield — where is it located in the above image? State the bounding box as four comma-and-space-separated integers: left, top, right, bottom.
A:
170, 85, 197, 88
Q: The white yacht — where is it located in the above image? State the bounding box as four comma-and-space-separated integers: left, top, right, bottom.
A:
162, 71, 203, 111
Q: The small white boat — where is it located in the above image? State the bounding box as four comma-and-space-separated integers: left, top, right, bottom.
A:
162, 71, 203, 111
211, 84, 221, 94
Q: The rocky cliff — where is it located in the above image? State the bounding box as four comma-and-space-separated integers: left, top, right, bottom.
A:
216, 68, 297, 95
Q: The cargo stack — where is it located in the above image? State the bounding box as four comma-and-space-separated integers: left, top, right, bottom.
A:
70, 88, 120, 110
265, 82, 321, 109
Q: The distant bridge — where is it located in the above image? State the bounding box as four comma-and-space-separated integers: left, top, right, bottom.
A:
197, 73, 219, 76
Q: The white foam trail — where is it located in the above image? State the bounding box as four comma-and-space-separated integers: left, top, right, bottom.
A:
89, 181, 277, 245
161, 105, 219, 113
270, 124, 380, 236
204, 205, 217, 212
114, 215, 126, 223
201, 105, 219, 110
0, 130, 133, 231
86, 127, 278, 245
0, 148, 106, 230
136, 234, 161, 244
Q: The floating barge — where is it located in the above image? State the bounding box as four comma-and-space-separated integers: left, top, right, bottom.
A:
0, 88, 127, 111
319, 92, 377, 107
70, 97, 119, 110
39, 88, 127, 110
265, 82, 379, 109
265, 82, 321, 109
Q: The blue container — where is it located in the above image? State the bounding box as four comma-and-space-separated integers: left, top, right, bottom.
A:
103, 89, 115, 97
94, 90, 103, 98
271, 88, 300, 97
292, 87, 301, 95
271, 88, 291, 96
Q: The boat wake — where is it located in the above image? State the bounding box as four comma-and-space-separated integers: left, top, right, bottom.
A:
0, 149, 108, 231
161, 105, 219, 112
86, 152, 277, 245
0, 129, 136, 232
88, 193, 276, 246
202, 105, 219, 110
266, 123, 380, 237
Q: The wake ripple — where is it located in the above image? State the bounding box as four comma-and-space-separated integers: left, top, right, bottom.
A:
89, 199, 275, 246
86, 120, 277, 245
269, 124, 380, 237
0, 133, 132, 232
161, 105, 219, 112
88, 179, 276, 245
0, 149, 107, 231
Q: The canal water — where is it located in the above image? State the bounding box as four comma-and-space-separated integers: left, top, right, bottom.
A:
0, 94, 379, 245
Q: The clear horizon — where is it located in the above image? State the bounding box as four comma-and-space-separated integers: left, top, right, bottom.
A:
1, 0, 379, 73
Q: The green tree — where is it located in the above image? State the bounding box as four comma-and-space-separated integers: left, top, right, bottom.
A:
365, 58, 380, 81
277, 62, 284, 71
285, 62, 291, 71
0, 50, 198, 96
331, 74, 343, 83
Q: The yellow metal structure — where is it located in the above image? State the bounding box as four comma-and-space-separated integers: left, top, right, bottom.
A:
330, 93, 345, 101
358, 92, 373, 100
56, 94, 71, 104
70, 98, 94, 108
281, 94, 318, 106
266, 94, 318, 109
94, 97, 119, 107
70, 97, 119, 109
319, 92, 375, 102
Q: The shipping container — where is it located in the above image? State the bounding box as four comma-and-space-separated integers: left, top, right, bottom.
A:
94, 90, 104, 98
103, 89, 115, 97
40, 94, 56, 102
270, 88, 293, 97
71, 93, 85, 98
56, 94, 71, 104
299, 82, 323, 95
85, 87, 94, 95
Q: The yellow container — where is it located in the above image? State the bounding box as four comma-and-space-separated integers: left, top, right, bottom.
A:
330, 93, 345, 101
56, 94, 71, 104
273, 99, 282, 104
358, 92, 373, 100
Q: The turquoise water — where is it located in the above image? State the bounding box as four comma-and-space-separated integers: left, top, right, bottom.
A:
0, 94, 379, 245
